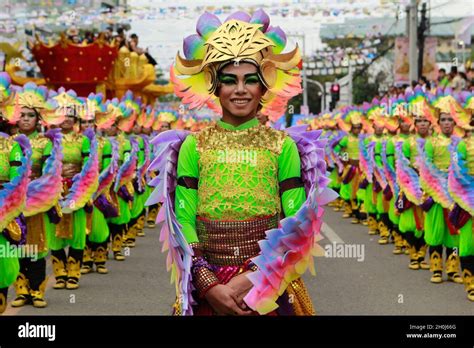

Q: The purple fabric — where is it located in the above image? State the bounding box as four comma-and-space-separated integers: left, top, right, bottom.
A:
359, 178, 369, 189
46, 206, 61, 224
383, 185, 393, 201
395, 194, 413, 214
373, 180, 382, 193
94, 194, 119, 218
342, 165, 356, 184
117, 185, 133, 203
2, 214, 27, 246
449, 203, 471, 229
421, 197, 435, 212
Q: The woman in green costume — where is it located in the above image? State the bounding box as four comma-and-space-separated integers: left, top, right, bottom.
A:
422, 94, 463, 285
46, 91, 92, 290
10, 84, 57, 308
106, 104, 134, 261
79, 96, 113, 275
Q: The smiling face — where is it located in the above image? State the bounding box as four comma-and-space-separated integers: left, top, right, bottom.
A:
18, 107, 39, 134
216, 62, 266, 125
439, 112, 455, 136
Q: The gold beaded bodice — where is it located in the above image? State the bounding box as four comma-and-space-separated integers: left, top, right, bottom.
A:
431, 134, 452, 172
61, 132, 84, 178
0, 137, 13, 182
346, 133, 360, 160
194, 123, 286, 220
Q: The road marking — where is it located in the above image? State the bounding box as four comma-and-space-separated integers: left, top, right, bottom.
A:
322, 222, 344, 244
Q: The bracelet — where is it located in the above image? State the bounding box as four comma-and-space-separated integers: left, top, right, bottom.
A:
191, 254, 220, 298
243, 259, 258, 272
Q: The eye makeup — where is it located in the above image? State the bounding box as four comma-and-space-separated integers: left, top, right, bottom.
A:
218, 73, 261, 86
218, 74, 237, 85
244, 73, 260, 84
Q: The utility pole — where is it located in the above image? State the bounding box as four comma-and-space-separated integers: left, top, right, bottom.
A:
301, 34, 308, 115
408, 0, 418, 82
288, 33, 309, 115
418, 2, 428, 79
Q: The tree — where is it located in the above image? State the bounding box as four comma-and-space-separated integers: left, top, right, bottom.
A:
353, 70, 378, 105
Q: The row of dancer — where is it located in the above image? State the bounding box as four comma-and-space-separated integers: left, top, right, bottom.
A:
315, 86, 474, 302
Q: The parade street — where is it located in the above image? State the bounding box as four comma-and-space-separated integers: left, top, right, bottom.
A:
4, 209, 472, 316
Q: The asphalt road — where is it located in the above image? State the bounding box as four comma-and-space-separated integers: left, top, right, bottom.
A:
3, 209, 473, 315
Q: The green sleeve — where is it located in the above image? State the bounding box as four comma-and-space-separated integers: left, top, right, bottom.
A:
425, 139, 434, 161
175, 135, 199, 244
457, 140, 467, 161
9, 141, 22, 180
42, 140, 52, 171
401, 139, 411, 160
385, 139, 395, 170
82, 136, 91, 165
374, 141, 383, 167
137, 137, 145, 166
102, 138, 112, 170
278, 137, 306, 217
333, 136, 348, 154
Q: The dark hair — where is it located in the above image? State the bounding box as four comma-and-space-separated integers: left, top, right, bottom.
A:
451, 66, 458, 74
460, 72, 468, 80
130, 33, 138, 39
439, 68, 446, 73
420, 76, 431, 89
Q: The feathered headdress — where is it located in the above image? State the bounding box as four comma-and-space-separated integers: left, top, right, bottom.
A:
431, 88, 472, 130
171, 9, 302, 121
79, 93, 108, 123
407, 87, 436, 124
5, 82, 50, 125
337, 107, 363, 133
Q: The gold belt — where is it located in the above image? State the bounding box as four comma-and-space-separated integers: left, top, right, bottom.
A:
62, 163, 81, 178
196, 214, 279, 266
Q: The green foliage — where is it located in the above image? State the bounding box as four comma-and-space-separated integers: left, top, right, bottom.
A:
353, 71, 378, 105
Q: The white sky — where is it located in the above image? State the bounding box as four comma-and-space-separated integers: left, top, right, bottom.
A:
128, 0, 473, 75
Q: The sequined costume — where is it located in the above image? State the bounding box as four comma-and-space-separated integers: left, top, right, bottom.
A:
334, 114, 362, 222
11, 131, 54, 308
0, 136, 22, 313
148, 9, 334, 316
46, 130, 92, 290
108, 132, 133, 260
175, 118, 314, 315
125, 134, 146, 247
82, 135, 113, 274
452, 135, 474, 300
422, 133, 461, 283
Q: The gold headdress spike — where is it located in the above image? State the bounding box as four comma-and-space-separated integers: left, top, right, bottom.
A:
172, 9, 302, 121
